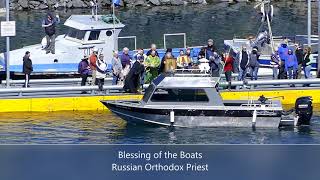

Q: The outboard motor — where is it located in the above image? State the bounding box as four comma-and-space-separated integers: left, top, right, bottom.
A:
295, 97, 313, 126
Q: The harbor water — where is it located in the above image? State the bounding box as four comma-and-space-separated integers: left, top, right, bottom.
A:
0, 111, 320, 144
0, 2, 320, 144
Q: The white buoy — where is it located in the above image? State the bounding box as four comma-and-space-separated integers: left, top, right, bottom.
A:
170, 111, 175, 125
252, 109, 257, 127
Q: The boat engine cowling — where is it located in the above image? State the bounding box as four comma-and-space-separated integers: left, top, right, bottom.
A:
295, 96, 313, 126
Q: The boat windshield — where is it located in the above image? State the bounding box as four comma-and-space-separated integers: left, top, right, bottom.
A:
66, 28, 86, 40
150, 88, 209, 102
143, 84, 155, 103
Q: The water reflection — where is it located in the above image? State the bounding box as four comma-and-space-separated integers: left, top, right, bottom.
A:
0, 110, 319, 144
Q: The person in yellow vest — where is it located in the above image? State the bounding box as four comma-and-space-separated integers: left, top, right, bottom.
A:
177, 49, 191, 69
145, 50, 161, 84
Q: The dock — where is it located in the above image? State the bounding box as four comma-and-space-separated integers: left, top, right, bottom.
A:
0, 75, 320, 113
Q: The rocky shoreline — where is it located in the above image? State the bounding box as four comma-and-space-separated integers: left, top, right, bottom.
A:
9, 0, 252, 11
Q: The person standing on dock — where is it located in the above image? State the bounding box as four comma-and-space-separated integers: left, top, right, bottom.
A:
146, 44, 159, 57
78, 56, 90, 94
120, 47, 132, 83
22, 51, 33, 88
123, 56, 145, 93
248, 48, 260, 81
295, 44, 304, 79
145, 50, 161, 84
111, 51, 122, 85
96, 54, 107, 92
278, 43, 289, 79
302, 47, 312, 87
209, 52, 222, 77
42, 12, 60, 54
237, 46, 250, 81
159, 48, 174, 73
223, 52, 233, 91
89, 48, 98, 86
205, 39, 216, 60
285, 49, 298, 87
270, 50, 280, 80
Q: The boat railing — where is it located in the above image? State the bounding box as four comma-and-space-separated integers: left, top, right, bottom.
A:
163, 33, 187, 49
117, 36, 137, 50
1, 78, 320, 97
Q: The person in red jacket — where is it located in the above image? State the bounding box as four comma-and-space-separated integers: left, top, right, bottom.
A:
223, 52, 234, 91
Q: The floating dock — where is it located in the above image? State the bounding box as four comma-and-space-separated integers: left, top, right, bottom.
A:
0, 88, 320, 113
0, 77, 320, 113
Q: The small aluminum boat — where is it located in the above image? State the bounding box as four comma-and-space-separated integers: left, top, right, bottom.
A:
101, 73, 313, 128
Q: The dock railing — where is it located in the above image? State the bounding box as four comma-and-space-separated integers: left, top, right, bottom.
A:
163, 33, 187, 49
0, 78, 320, 97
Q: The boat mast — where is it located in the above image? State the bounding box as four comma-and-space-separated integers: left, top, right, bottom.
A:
307, 0, 311, 47
5, 0, 10, 88
112, 3, 116, 51
318, 0, 320, 77
265, 1, 274, 53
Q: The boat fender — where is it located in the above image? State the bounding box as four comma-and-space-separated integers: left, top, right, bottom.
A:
170, 111, 175, 125
252, 110, 257, 128
41, 37, 48, 49
295, 96, 313, 126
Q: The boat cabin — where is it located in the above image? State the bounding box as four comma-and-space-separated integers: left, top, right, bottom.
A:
141, 74, 224, 106
63, 14, 125, 62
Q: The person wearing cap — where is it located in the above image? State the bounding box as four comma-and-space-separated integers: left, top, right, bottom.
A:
237, 46, 250, 81
146, 44, 159, 57
42, 12, 60, 54
285, 49, 298, 87
78, 56, 90, 94
205, 39, 216, 60
270, 50, 280, 80
248, 48, 260, 81
111, 51, 122, 85
96, 54, 107, 92
90, 47, 98, 86
124, 54, 145, 93
22, 51, 33, 88
295, 44, 304, 79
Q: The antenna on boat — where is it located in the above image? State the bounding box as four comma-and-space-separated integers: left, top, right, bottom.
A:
90, 0, 98, 21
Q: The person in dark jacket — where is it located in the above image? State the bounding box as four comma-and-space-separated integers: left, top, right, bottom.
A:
22, 51, 33, 88
248, 48, 260, 81
78, 56, 90, 94
295, 44, 304, 79
146, 44, 159, 57
205, 39, 216, 60
302, 47, 312, 87
42, 12, 60, 54
209, 52, 222, 77
123, 57, 145, 93
237, 46, 250, 81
